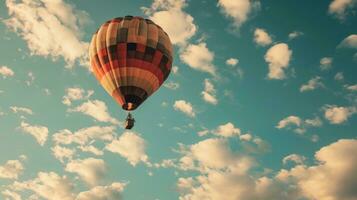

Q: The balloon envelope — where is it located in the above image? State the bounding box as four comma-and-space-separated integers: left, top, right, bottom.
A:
89, 16, 173, 111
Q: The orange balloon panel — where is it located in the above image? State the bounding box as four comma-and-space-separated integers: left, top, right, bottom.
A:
89, 16, 173, 111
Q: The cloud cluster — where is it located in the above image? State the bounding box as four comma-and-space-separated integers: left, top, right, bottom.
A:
65, 158, 106, 186
276, 115, 322, 134
10, 106, 33, 115
277, 139, 357, 200
4, 0, 90, 67
264, 43, 292, 80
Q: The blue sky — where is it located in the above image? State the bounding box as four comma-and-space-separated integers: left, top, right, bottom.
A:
0, 0, 356, 200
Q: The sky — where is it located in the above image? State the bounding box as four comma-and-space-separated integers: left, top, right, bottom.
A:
0, 0, 356, 200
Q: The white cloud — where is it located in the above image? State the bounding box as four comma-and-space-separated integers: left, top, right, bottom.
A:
0, 156, 25, 179
345, 84, 357, 91
201, 79, 218, 105
19, 121, 48, 146
142, 0, 196, 46
254, 28, 272, 46
10, 106, 33, 115
173, 100, 195, 117
164, 81, 180, 90
53, 125, 116, 146
276, 116, 302, 129
65, 158, 106, 186
276, 115, 322, 134
62, 87, 94, 106
264, 43, 292, 80
339, 34, 357, 49
180, 42, 216, 76
106, 131, 148, 166
277, 139, 357, 200
328, 0, 357, 20
25, 72, 35, 86
76, 182, 126, 200
319, 57, 333, 70
51, 145, 75, 163
213, 122, 241, 137
288, 31, 303, 40
10, 171, 75, 200
226, 58, 239, 66
324, 105, 356, 124
69, 100, 119, 124
0, 66, 14, 78
217, 0, 260, 29
282, 154, 306, 165
300, 76, 324, 92
334, 72, 344, 81
4, 0, 90, 67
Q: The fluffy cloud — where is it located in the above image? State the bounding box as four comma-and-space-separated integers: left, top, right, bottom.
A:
226, 58, 239, 66
19, 121, 48, 146
0, 156, 26, 179
10, 106, 33, 115
69, 100, 119, 124
106, 131, 148, 166
201, 79, 218, 105
277, 139, 357, 200
177, 138, 295, 200
282, 154, 306, 165
213, 122, 241, 137
76, 182, 126, 200
53, 125, 116, 146
173, 100, 196, 117
1, 189, 21, 200
5, 0, 89, 66
51, 145, 75, 163
62, 87, 94, 106
142, 0, 196, 45
254, 28, 272, 46
338, 34, 357, 49
180, 42, 216, 76
288, 31, 303, 40
65, 158, 106, 186
328, 0, 357, 20
164, 81, 180, 90
276, 115, 322, 134
217, 0, 260, 29
300, 76, 324, 92
0, 66, 15, 78
10, 171, 75, 200
4, 0, 90, 67
324, 105, 356, 124
264, 43, 292, 80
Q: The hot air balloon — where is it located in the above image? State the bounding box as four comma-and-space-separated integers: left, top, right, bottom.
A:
89, 16, 173, 129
